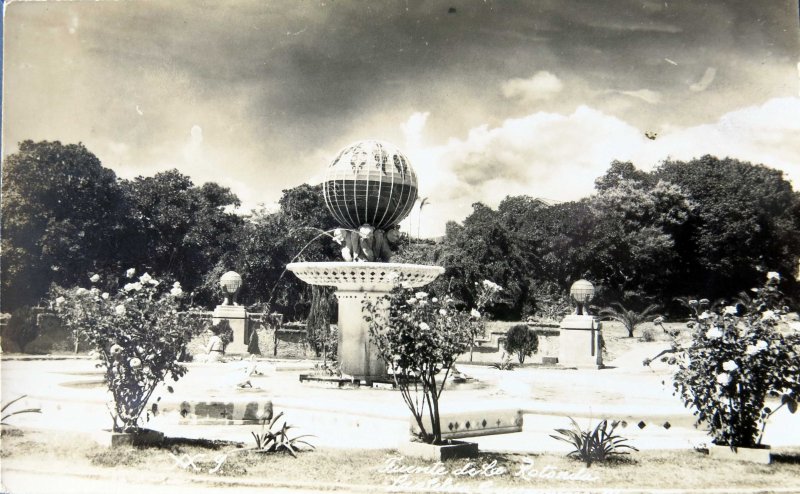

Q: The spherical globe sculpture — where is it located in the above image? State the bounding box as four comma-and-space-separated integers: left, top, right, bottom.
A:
220, 271, 243, 306
569, 279, 595, 315
288, 139, 444, 379
323, 140, 418, 231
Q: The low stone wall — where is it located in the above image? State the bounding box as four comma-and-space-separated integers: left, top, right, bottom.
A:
186, 317, 316, 359
456, 321, 560, 365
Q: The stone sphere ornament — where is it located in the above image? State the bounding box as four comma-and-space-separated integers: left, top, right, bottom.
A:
570, 279, 595, 315
220, 271, 243, 306
323, 140, 417, 262
323, 140, 418, 231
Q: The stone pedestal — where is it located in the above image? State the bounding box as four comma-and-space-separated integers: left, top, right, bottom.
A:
288, 262, 444, 381
212, 305, 248, 355
559, 314, 603, 369
335, 291, 388, 378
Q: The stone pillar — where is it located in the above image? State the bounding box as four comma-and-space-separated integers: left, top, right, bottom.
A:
212, 305, 248, 355
559, 314, 603, 369
334, 290, 387, 379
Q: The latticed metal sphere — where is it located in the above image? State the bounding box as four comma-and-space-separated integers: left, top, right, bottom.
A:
220, 271, 243, 293
322, 140, 418, 230
570, 279, 595, 303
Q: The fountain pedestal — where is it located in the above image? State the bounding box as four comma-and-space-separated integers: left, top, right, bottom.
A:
288, 262, 444, 379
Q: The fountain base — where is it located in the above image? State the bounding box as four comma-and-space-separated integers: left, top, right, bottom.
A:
287, 262, 444, 379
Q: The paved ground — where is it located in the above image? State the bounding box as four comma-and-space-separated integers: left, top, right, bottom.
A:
2, 342, 798, 452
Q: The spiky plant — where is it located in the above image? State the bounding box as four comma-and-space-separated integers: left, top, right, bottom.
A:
1, 395, 41, 426
598, 302, 660, 338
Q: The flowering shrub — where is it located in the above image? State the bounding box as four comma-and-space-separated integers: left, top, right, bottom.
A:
467, 279, 503, 361
364, 286, 473, 444
52, 269, 203, 433
645, 273, 800, 448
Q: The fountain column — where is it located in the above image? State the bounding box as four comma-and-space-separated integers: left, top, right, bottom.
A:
287, 139, 443, 380
288, 261, 443, 379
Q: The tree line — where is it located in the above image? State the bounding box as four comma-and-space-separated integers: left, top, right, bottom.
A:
3, 140, 799, 327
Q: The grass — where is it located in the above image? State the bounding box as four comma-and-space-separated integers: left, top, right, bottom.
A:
3, 427, 800, 490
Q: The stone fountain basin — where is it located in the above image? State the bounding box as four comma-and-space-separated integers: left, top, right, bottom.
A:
287, 261, 444, 291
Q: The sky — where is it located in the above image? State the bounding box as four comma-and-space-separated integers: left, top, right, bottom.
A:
3, 0, 800, 237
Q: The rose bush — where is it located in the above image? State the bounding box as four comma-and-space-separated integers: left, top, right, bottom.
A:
52, 269, 204, 432
364, 286, 473, 444
647, 272, 800, 449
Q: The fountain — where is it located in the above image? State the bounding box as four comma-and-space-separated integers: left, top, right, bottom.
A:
288, 140, 444, 380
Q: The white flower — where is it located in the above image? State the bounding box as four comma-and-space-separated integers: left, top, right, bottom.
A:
101, 292, 109, 300
723, 306, 738, 316
173, 281, 182, 289
482, 280, 502, 291
716, 373, 731, 385
431, 297, 438, 303
761, 310, 776, 321
470, 308, 481, 319
124, 282, 142, 292
705, 327, 723, 339
126, 268, 136, 278
76, 287, 88, 295
109, 344, 123, 356
767, 271, 780, 281
418, 322, 430, 330
406, 298, 417, 305
139, 272, 156, 285
722, 360, 738, 372
698, 311, 712, 320
170, 287, 183, 297
438, 309, 447, 316
790, 321, 800, 332
55, 296, 66, 305
653, 316, 664, 324
114, 305, 126, 316
415, 292, 428, 300
129, 357, 142, 369
745, 342, 767, 356
89, 274, 100, 283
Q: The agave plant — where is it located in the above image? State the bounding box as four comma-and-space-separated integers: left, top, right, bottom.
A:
250, 412, 315, 457
1, 395, 42, 426
491, 354, 517, 371
598, 302, 660, 338
550, 417, 638, 467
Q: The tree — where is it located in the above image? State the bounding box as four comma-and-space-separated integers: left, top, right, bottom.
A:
1, 141, 129, 311
598, 302, 660, 338
120, 170, 243, 305
503, 324, 539, 364
586, 178, 694, 302
306, 285, 336, 363
365, 287, 472, 444
438, 203, 524, 319
654, 156, 800, 300
226, 184, 339, 320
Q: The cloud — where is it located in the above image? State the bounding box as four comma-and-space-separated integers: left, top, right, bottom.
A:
690, 67, 717, 92
617, 89, 662, 104
406, 97, 800, 237
501, 71, 563, 103
401, 112, 430, 150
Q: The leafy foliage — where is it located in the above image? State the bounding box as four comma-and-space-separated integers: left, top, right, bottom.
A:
503, 324, 539, 364
1, 395, 42, 425
250, 411, 315, 457
598, 303, 660, 338
1, 141, 129, 310
364, 286, 473, 444
51, 269, 204, 432
491, 354, 517, 371
550, 417, 638, 467
646, 272, 800, 448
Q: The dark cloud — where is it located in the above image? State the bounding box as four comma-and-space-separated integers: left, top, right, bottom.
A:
3, 0, 798, 217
